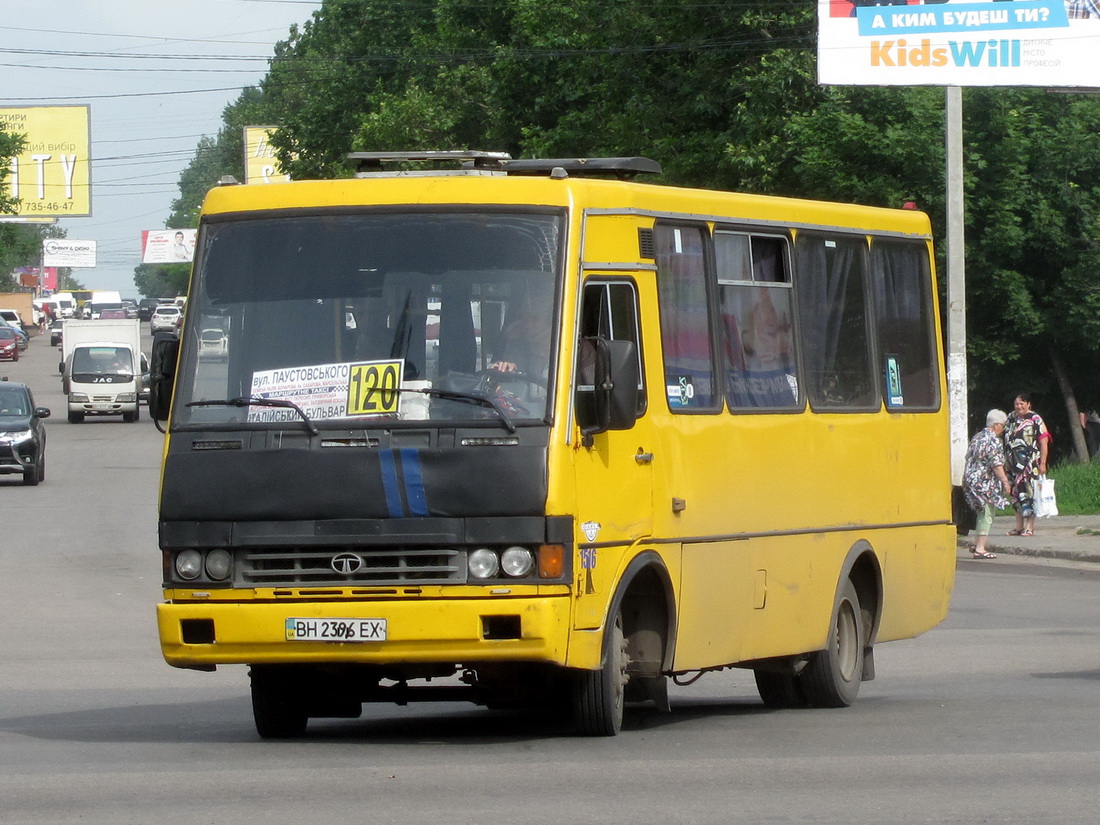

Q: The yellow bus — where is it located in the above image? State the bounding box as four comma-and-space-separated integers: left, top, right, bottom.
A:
151, 152, 956, 737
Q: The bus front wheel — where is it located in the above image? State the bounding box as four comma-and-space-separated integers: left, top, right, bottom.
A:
573, 611, 628, 736
250, 666, 308, 739
801, 578, 865, 708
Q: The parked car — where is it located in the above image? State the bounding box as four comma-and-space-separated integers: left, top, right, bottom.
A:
150, 305, 182, 334
0, 317, 28, 351
198, 327, 228, 361
0, 380, 50, 485
0, 327, 18, 361
49, 319, 64, 347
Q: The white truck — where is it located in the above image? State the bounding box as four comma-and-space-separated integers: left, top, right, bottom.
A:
88, 290, 124, 320
60, 319, 143, 423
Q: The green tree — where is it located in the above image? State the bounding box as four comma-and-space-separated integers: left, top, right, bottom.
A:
776, 86, 1100, 460
182, 0, 1100, 460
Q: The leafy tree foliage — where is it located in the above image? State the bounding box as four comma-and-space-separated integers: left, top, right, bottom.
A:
166, 0, 1100, 458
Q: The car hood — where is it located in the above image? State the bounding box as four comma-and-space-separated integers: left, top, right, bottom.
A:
0, 414, 34, 432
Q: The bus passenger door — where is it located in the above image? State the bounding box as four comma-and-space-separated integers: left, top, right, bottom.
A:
572, 279, 654, 629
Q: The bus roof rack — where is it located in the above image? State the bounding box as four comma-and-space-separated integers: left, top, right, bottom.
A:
349, 151, 512, 177
499, 157, 662, 179
347, 151, 662, 180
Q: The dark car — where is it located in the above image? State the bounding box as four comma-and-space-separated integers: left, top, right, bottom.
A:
0, 381, 50, 485
0, 327, 19, 361
138, 298, 158, 322
49, 319, 64, 347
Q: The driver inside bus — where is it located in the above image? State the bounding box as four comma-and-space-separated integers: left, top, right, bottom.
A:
487, 283, 554, 379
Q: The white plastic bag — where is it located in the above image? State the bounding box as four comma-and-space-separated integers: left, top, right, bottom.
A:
1035, 475, 1058, 518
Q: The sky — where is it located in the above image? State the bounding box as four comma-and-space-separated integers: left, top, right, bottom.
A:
1, 0, 322, 298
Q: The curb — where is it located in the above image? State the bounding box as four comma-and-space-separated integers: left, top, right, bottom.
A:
957, 515, 1100, 564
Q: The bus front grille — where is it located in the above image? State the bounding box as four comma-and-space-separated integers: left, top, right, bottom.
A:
238, 547, 465, 587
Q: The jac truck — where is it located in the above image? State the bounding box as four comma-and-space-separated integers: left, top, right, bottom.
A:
60, 319, 143, 423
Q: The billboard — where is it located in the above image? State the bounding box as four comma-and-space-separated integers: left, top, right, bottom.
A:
42, 239, 97, 268
818, 0, 1100, 87
0, 106, 92, 217
142, 229, 196, 264
244, 126, 292, 184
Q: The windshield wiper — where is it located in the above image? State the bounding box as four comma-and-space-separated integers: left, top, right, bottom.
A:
381, 386, 518, 434
186, 395, 319, 436
407, 387, 517, 434
187, 388, 517, 436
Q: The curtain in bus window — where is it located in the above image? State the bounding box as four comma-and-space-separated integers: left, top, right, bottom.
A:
795, 235, 876, 409
870, 240, 939, 409
720, 285, 798, 409
655, 225, 715, 409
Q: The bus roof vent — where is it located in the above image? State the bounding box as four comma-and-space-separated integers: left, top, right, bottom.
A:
500, 157, 662, 180
348, 150, 512, 178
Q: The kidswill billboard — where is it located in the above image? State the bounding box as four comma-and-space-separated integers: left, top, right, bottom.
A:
818, 0, 1100, 87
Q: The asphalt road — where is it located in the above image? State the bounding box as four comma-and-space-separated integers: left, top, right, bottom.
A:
2, 328, 1100, 824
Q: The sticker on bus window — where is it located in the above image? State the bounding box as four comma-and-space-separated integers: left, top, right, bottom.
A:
667, 376, 696, 407
886, 355, 904, 407
248, 359, 406, 422
347, 360, 402, 415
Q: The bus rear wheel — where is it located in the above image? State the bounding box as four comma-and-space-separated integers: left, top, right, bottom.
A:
801, 578, 865, 708
250, 666, 309, 739
573, 611, 628, 736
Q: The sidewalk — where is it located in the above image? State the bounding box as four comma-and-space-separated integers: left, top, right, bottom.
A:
957, 514, 1100, 564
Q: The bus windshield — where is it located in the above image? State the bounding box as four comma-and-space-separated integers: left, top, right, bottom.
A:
174, 210, 564, 429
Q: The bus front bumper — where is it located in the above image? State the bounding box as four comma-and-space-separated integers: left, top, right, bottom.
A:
157, 595, 588, 670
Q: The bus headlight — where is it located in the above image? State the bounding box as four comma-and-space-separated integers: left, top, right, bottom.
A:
176, 550, 203, 580
468, 548, 500, 579
500, 546, 534, 577
205, 549, 232, 581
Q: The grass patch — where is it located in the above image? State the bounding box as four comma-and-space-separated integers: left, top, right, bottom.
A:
1048, 461, 1100, 515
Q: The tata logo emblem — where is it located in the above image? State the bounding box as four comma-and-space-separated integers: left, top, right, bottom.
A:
331, 553, 364, 575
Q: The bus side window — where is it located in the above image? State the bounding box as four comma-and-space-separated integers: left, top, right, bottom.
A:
870, 240, 940, 410
795, 233, 878, 411
654, 224, 717, 411
715, 231, 800, 411
576, 280, 646, 432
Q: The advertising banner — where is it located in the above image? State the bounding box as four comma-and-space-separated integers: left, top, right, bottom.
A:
244, 126, 292, 184
0, 106, 92, 217
141, 228, 196, 264
42, 238, 96, 268
14, 267, 58, 291
819, 0, 1100, 87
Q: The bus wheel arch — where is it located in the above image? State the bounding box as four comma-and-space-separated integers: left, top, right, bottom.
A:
573, 551, 676, 735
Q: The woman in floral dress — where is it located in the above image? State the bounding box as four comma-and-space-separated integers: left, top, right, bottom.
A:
1004, 393, 1051, 537
963, 409, 1012, 559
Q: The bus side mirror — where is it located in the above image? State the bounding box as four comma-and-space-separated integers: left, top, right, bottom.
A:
149, 332, 180, 423
578, 337, 639, 446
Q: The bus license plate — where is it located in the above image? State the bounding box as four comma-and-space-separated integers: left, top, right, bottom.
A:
285, 618, 387, 642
